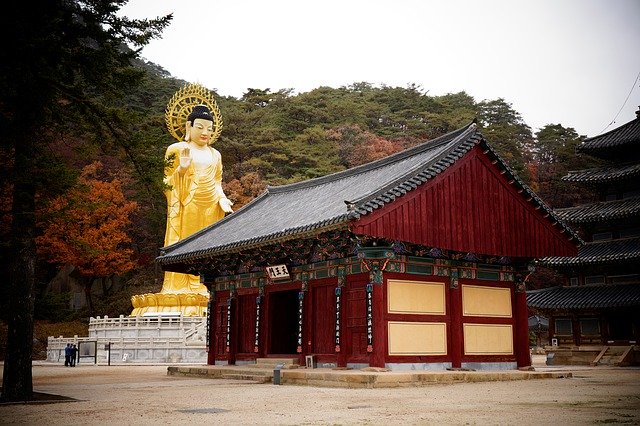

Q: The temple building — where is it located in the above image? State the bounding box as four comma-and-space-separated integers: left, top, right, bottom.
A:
157, 123, 579, 370
528, 108, 640, 353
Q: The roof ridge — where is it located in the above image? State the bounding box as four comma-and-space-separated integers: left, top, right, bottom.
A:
347, 124, 479, 210
267, 123, 476, 194
582, 115, 639, 143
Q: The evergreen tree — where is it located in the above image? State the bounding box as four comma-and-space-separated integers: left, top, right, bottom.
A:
477, 98, 533, 182
0, 0, 170, 401
533, 124, 598, 207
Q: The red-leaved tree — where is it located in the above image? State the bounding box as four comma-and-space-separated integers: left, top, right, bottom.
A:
223, 172, 267, 210
37, 162, 137, 316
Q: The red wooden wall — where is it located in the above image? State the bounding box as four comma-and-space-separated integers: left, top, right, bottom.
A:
236, 293, 257, 355
310, 281, 336, 354
352, 145, 578, 258
344, 274, 369, 363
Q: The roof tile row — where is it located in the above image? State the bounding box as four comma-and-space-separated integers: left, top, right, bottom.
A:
555, 196, 640, 224
578, 116, 640, 152
563, 163, 640, 183
541, 236, 640, 267
527, 283, 640, 309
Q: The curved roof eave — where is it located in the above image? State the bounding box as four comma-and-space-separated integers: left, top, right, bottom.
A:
157, 215, 350, 265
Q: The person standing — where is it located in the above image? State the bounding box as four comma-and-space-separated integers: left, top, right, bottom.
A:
70, 344, 78, 367
64, 343, 71, 367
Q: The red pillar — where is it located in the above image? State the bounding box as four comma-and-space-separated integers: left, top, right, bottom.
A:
227, 296, 237, 366
300, 288, 309, 366
449, 279, 463, 368
336, 285, 347, 368
369, 282, 386, 368
207, 303, 216, 365
514, 284, 530, 368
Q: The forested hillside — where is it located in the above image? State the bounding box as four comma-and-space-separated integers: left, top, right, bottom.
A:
1, 59, 600, 320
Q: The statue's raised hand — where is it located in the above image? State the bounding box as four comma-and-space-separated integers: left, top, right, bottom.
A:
219, 197, 234, 213
179, 147, 191, 171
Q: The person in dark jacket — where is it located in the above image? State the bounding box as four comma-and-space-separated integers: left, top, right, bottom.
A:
64, 343, 72, 367
70, 344, 78, 367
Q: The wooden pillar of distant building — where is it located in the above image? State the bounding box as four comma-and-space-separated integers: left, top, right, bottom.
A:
514, 278, 531, 368
449, 272, 463, 368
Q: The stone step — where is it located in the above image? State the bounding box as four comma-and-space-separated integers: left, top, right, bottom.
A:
606, 347, 628, 356
252, 357, 300, 368
224, 368, 272, 376
598, 355, 619, 365
168, 366, 573, 388
221, 373, 272, 383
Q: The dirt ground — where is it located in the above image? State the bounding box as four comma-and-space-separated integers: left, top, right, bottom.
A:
1, 356, 639, 425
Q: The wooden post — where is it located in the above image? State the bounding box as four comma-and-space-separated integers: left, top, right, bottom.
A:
449, 273, 463, 368
207, 288, 216, 365
514, 281, 530, 368
369, 282, 386, 368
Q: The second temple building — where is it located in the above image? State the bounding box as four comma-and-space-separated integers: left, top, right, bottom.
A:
156, 123, 580, 370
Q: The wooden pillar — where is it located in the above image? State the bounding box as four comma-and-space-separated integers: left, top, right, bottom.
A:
298, 274, 309, 365
254, 294, 262, 357
357, 247, 395, 369
207, 288, 216, 365
335, 273, 347, 367
226, 293, 236, 366
449, 273, 463, 368
369, 282, 386, 368
514, 281, 530, 368
572, 313, 581, 346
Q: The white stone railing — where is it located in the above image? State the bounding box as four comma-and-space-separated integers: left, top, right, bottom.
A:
46, 314, 208, 364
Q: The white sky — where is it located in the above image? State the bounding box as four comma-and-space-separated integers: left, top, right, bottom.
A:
120, 0, 640, 138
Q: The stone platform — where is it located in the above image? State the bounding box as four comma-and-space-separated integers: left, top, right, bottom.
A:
47, 314, 208, 364
167, 359, 572, 388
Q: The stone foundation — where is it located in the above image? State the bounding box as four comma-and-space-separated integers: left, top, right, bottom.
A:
47, 314, 208, 364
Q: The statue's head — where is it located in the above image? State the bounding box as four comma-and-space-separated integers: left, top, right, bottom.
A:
187, 104, 213, 124
185, 104, 214, 145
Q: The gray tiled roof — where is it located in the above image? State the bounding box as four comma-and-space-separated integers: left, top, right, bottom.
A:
527, 284, 640, 309
555, 197, 640, 224
157, 123, 579, 266
578, 115, 640, 152
540, 236, 640, 267
562, 163, 640, 183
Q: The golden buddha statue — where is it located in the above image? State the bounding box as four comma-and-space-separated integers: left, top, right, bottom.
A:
131, 84, 232, 316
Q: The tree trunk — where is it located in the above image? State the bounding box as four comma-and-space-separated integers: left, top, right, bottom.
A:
2, 138, 36, 402
84, 276, 95, 318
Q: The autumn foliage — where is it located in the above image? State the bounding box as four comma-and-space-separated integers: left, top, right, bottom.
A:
223, 171, 267, 210
36, 162, 137, 313
327, 125, 406, 168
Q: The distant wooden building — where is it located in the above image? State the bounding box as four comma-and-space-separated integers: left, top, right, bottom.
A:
528, 109, 640, 347
157, 123, 579, 370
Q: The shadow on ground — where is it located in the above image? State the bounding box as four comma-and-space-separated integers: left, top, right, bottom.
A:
0, 388, 78, 405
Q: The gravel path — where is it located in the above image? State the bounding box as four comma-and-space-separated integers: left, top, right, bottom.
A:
1, 359, 639, 425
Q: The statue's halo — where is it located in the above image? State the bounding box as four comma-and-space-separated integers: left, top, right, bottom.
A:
165, 83, 223, 143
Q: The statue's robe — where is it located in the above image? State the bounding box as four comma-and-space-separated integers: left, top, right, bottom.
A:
161, 142, 226, 294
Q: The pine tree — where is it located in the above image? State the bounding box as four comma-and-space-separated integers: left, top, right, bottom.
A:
0, 0, 170, 402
